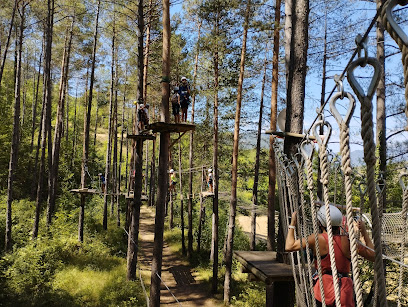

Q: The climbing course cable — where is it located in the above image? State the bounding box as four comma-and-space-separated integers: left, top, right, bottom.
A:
300, 140, 326, 307
397, 173, 408, 307
380, 0, 408, 122
347, 38, 388, 307
313, 120, 341, 307
329, 88, 364, 307
293, 153, 315, 307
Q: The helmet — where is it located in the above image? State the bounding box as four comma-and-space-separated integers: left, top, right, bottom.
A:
139, 104, 144, 108
173, 86, 179, 91
317, 205, 343, 227
170, 169, 174, 173
181, 76, 187, 81
208, 169, 212, 173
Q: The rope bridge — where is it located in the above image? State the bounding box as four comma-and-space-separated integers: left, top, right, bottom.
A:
275, 1, 408, 306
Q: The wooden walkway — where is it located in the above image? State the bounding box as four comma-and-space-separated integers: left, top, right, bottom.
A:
138, 205, 221, 306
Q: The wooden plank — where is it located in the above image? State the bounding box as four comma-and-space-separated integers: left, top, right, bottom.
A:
126, 134, 156, 140
148, 122, 195, 133
70, 188, 98, 194
233, 251, 294, 284
200, 191, 214, 198
124, 192, 148, 201
265, 130, 316, 140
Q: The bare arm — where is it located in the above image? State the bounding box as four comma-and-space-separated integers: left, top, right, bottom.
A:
285, 212, 315, 252
356, 220, 375, 262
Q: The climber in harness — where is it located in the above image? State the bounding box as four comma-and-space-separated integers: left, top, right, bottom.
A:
206, 168, 213, 193
285, 205, 375, 307
138, 103, 149, 131
178, 76, 190, 122
171, 86, 181, 123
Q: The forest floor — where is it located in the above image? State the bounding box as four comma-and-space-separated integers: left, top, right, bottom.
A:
137, 205, 222, 306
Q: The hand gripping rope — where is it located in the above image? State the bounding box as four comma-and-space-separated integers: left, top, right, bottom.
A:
329, 87, 364, 307
380, 0, 408, 127
347, 37, 388, 307
313, 120, 342, 307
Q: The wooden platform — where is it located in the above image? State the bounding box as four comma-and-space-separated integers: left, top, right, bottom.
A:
265, 130, 316, 140
200, 191, 214, 198
124, 192, 148, 201
70, 188, 98, 195
126, 134, 156, 140
233, 251, 294, 285
147, 122, 195, 133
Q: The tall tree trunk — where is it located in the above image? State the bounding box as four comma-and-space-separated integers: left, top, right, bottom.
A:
178, 140, 186, 255
79, 0, 100, 242
150, 0, 170, 305
30, 39, 43, 154
113, 66, 119, 226
0, 0, 17, 88
251, 46, 268, 251
210, 27, 219, 294
5, 1, 25, 251
72, 84, 79, 167
188, 20, 201, 260
33, 0, 54, 240
103, 8, 115, 230
126, 0, 144, 280
48, 19, 74, 225
224, 1, 251, 303
267, 0, 281, 252
93, 92, 99, 147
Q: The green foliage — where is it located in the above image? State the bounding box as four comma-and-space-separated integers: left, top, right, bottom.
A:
231, 281, 266, 307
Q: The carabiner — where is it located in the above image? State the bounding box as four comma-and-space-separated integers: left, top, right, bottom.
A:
355, 34, 368, 67
334, 74, 345, 99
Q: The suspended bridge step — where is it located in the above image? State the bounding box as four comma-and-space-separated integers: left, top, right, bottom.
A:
70, 188, 98, 194
233, 251, 294, 284
124, 192, 148, 201
126, 134, 156, 140
265, 130, 316, 140
147, 122, 195, 133
200, 191, 214, 198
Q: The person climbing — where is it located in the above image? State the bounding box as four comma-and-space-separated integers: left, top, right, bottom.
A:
285, 205, 375, 307
207, 168, 213, 193
171, 86, 181, 123
138, 104, 149, 131
99, 173, 106, 193
169, 169, 177, 194
178, 76, 190, 122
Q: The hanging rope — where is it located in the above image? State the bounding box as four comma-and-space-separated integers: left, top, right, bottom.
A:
397, 173, 408, 307
380, 0, 408, 124
313, 121, 342, 307
329, 89, 364, 307
347, 39, 388, 306
300, 140, 326, 307
294, 153, 316, 307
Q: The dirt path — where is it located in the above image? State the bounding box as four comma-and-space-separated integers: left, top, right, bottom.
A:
138, 205, 221, 306
237, 214, 268, 242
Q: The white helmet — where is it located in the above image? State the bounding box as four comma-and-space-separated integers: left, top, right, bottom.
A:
317, 205, 343, 227
139, 104, 144, 108
208, 169, 212, 173
170, 169, 174, 173
181, 76, 187, 81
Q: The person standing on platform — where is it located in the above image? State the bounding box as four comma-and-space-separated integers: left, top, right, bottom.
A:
179, 77, 190, 122
169, 169, 177, 194
207, 168, 213, 193
171, 86, 181, 123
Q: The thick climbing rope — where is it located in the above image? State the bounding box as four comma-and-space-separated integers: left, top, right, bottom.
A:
300, 140, 326, 307
313, 121, 342, 307
380, 0, 408, 123
347, 47, 388, 307
283, 162, 307, 307
397, 173, 408, 307
329, 90, 364, 307
294, 153, 316, 307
